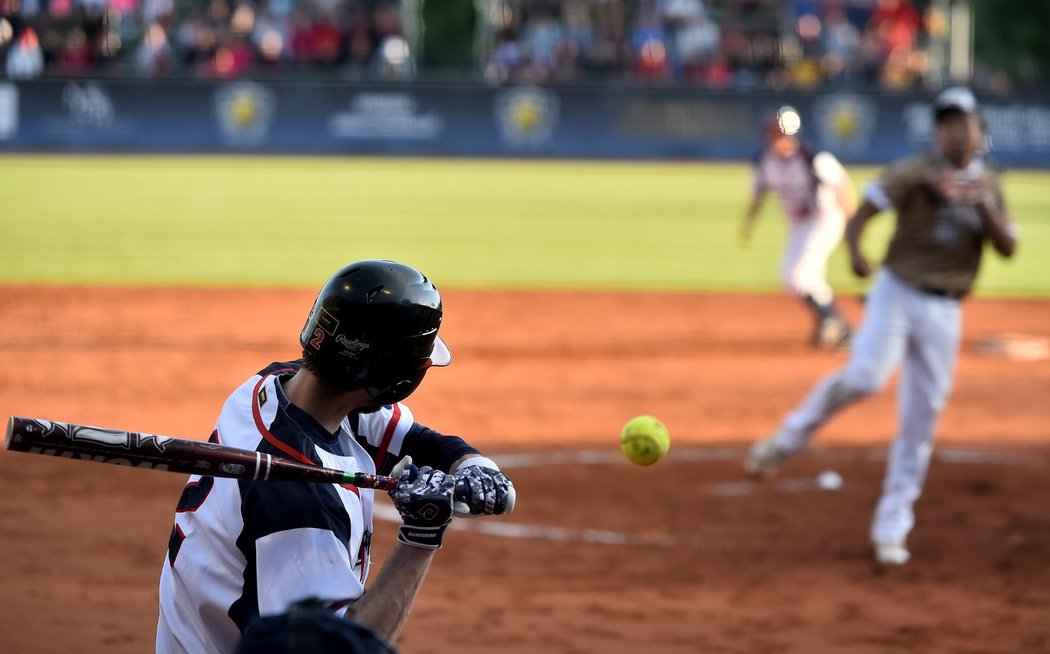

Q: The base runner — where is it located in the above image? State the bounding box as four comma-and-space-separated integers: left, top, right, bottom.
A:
741, 105, 857, 349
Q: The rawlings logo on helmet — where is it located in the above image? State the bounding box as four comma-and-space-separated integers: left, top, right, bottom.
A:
335, 334, 370, 358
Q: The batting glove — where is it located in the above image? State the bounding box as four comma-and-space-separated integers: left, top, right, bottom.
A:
390, 460, 455, 550
453, 463, 516, 517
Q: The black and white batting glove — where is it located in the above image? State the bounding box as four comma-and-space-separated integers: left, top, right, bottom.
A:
453, 459, 516, 517
390, 460, 455, 550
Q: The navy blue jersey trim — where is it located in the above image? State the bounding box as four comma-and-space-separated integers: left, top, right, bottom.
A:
228, 397, 354, 634
167, 524, 186, 566
258, 360, 303, 377
261, 364, 350, 457
372, 423, 479, 476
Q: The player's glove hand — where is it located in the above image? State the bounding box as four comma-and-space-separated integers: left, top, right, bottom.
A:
390, 461, 455, 550
929, 171, 989, 206
929, 171, 962, 203
453, 465, 516, 517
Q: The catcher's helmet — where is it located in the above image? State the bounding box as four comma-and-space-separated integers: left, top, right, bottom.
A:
299, 260, 451, 405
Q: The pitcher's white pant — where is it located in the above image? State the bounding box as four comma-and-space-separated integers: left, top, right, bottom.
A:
781, 212, 845, 306
771, 269, 962, 545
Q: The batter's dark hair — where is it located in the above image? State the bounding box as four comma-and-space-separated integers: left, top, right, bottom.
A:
300, 350, 356, 393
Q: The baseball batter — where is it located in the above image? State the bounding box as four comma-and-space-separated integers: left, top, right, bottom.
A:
746, 88, 1018, 565
742, 106, 857, 349
156, 260, 515, 653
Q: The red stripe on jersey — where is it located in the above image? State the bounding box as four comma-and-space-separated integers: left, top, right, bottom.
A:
251, 370, 361, 498
339, 484, 360, 497
328, 599, 353, 613
373, 403, 402, 468
252, 371, 311, 464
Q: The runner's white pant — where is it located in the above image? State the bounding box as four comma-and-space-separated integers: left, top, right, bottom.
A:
771, 269, 962, 544
781, 212, 845, 306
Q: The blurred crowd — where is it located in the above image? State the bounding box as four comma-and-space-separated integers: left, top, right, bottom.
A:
0, 0, 412, 79
0, 0, 980, 91
484, 0, 936, 89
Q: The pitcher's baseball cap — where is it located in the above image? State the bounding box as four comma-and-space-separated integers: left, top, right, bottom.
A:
933, 87, 979, 120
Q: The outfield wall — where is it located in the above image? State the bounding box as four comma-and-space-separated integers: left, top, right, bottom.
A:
1, 79, 1049, 167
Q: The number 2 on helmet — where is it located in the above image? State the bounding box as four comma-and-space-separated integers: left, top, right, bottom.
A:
310, 327, 324, 349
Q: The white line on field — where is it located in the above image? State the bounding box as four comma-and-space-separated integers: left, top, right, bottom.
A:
494, 446, 1045, 469
374, 445, 1045, 546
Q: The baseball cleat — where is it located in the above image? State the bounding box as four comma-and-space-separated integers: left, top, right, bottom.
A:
814, 317, 851, 350
874, 541, 911, 565
744, 437, 788, 479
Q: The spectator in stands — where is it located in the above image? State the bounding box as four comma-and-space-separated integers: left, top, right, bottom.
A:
630, 7, 671, 82
345, 4, 374, 70
309, 10, 346, 68
208, 31, 253, 78
2, 0, 1021, 91
56, 25, 93, 73
134, 21, 171, 76
371, 2, 414, 81
6, 26, 44, 78
174, 13, 208, 70
673, 9, 720, 80
522, 4, 567, 80
287, 7, 314, 66
251, 10, 287, 69
487, 27, 527, 81
867, 0, 921, 57
821, 3, 861, 84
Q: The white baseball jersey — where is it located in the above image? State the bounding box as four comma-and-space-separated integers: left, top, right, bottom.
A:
753, 148, 850, 304
753, 148, 847, 223
156, 361, 477, 654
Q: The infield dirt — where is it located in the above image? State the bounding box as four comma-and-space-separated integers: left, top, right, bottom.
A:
0, 286, 1047, 653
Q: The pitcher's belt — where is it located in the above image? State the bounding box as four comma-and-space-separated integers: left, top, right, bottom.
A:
918, 285, 968, 300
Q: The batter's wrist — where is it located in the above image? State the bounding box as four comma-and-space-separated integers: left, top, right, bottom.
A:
397, 523, 447, 550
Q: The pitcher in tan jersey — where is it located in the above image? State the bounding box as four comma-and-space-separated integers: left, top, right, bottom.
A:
744, 87, 1018, 565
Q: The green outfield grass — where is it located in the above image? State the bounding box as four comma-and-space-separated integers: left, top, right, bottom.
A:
1, 154, 1047, 297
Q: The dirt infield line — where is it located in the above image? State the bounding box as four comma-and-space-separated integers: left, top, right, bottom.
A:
372, 445, 1047, 548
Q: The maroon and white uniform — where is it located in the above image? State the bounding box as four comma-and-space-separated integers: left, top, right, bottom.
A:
752, 148, 851, 306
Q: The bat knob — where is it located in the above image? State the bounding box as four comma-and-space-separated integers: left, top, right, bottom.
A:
450, 477, 515, 515
502, 483, 516, 515
453, 479, 472, 506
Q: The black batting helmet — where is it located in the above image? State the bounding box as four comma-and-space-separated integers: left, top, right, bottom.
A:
299, 260, 451, 406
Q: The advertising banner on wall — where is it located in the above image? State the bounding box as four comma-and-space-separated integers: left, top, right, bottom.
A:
2, 79, 1048, 168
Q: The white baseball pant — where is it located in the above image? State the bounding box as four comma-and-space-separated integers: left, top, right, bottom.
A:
771, 268, 962, 545
781, 211, 845, 306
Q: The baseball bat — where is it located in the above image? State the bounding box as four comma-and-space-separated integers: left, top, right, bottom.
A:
4, 416, 446, 495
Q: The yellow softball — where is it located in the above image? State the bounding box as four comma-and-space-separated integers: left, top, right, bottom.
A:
619, 415, 670, 466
